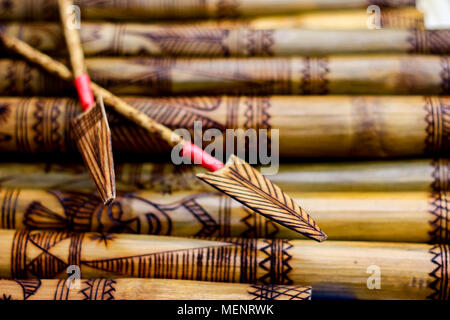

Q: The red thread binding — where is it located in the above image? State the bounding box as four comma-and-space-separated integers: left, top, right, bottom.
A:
74, 74, 95, 111
182, 142, 225, 172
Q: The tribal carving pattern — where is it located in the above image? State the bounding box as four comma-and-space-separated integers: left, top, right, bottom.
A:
431, 158, 449, 194
0, 188, 19, 229
16, 189, 284, 238
10, 230, 294, 284
125, 27, 231, 57
407, 30, 450, 55
32, 99, 63, 153
216, 0, 240, 19
428, 191, 449, 244
441, 57, 450, 95
79, 279, 116, 300
0, 103, 11, 143
300, 58, 329, 95
197, 155, 326, 241
54, 278, 117, 300
428, 244, 450, 300
380, 10, 424, 29
0, 97, 272, 154
424, 97, 449, 156
10, 230, 84, 279
0, 279, 41, 300
248, 285, 311, 300
367, 0, 416, 6
0, 60, 65, 97
90, 58, 293, 96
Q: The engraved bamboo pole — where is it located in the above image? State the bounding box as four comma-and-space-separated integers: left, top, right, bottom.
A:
0, 33, 326, 242
0, 159, 446, 193
201, 8, 425, 30
0, 278, 311, 300
0, 187, 448, 243
0, 229, 447, 300
2, 23, 442, 57
0, 8, 425, 31
0, 0, 417, 21
0, 96, 447, 158
0, 56, 447, 96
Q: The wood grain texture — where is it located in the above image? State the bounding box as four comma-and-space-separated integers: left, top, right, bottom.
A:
0, 159, 445, 193
0, 186, 448, 243
197, 155, 326, 241
0, 0, 417, 21
0, 96, 448, 158
0, 229, 447, 300
0, 278, 311, 300
0, 56, 447, 96
1, 23, 442, 57
71, 99, 115, 204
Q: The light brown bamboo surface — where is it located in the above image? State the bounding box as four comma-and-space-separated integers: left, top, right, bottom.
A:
0, 159, 446, 193
0, 229, 447, 300
0, 96, 448, 158
0, 187, 448, 243
0, 0, 417, 21
1, 23, 442, 57
200, 8, 425, 29
0, 56, 448, 96
0, 278, 311, 300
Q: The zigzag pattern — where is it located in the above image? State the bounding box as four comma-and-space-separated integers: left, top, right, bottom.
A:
428, 191, 449, 244
431, 158, 449, 193
79, 279, 116, 300
300, 57, 329, 95
424, 97, 449, 156
258, 239, 293, 285
248, 284, 311, 300
427, 244, 449, 300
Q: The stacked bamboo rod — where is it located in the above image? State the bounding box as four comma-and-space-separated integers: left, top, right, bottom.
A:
0, 96, 448, 158
0, 0, 449, 301
0, 56, 448, 96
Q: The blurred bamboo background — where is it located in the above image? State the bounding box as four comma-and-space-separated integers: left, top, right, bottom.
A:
0, 0, 448, 301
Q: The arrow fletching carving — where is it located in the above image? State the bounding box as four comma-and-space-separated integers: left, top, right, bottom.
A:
197, 155, 327, 242
71, 97, 116, 204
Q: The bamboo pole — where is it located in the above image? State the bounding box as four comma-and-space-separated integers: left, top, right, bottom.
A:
0, 278, 311, 300
0, 187, 448, 243
0, 0, 417, 21
0, 96, 448, 158
0, 56, 447, 96
0, 229, 447, 300
1, 23, 442, 57
0, 158, 446, 193
231, 8, 425, 30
